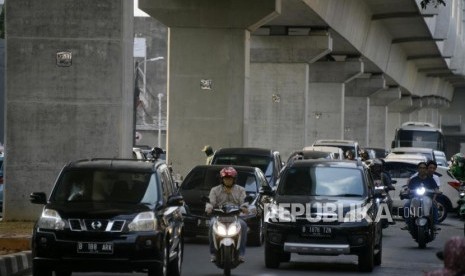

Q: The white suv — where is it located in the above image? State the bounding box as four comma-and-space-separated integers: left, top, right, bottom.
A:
311, 139, 361, 159
383, 159, 461, 223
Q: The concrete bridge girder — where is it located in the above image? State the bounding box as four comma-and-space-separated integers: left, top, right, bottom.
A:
308, 60, 364, 83
139, 0, 280, 31
250, 33, 332, 63
345, 74, 387, 97
370, 87, 402, 107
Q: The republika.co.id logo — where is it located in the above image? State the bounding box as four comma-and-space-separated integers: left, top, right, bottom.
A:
264, 202, 394, 223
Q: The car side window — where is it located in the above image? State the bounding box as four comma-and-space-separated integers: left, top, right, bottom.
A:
159, 168, 173, 201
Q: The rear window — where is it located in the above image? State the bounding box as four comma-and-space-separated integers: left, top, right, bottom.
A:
181, 168, 258, 193
51, 170, 158, 204
278, 166, 365, 197
212, 154, 271, 175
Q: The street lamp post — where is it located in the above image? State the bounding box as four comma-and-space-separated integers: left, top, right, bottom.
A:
157, 93, 164, 148
136, 56, 164, 105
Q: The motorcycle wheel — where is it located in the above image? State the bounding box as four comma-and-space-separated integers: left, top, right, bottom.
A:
222, 246, 232, 276
417, 225, 426, 249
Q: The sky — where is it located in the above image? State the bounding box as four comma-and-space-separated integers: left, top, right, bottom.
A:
134, 0, 149, 17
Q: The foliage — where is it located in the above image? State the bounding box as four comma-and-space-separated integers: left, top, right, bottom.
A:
420, 0, 446, 9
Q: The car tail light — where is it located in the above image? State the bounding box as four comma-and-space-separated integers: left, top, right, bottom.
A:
447, 180, 461, 191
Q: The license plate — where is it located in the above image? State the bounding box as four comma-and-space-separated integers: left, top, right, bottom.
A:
77, 242, 114, 254
302, 226, 332, 237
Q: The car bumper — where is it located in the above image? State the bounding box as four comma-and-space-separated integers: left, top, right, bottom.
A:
265, 221, 374, 256
32, 229, 164, 272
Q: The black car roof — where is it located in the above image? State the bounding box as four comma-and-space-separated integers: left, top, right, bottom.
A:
214, 147, 273, 156
186, 164, 259, 174
288, 159, 364, 168
64, 158, 163, 172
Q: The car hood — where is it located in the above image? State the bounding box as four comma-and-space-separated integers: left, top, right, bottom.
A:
45, 202, 154, 219
275, 195, 367, 206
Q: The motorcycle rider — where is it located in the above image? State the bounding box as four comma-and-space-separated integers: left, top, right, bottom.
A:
205, 167, 249, 263
401, 162, 440, 231
407, 160, 441, 226
369, 158, 395, 225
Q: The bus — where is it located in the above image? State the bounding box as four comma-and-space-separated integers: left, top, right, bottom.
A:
391, 122, 446, 152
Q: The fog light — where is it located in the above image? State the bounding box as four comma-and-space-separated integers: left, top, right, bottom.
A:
269, 233, 282, 243
40, 237, 47, 244
349, 235, 365, 245
145, 239, 153, 247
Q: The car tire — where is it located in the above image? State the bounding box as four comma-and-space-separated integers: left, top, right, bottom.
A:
374, 234, 382, 266
149, 242, 168, 276
248, 219, 263, 246
358, 241, 374, 272
264, 241, 281, 269
168, 236, 183, 276
32, 265, 52, 276
280, 251, 291, 262
55, 271, 72, 276
435, 197, 448, 223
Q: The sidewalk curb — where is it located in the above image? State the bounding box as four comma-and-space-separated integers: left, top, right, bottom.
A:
0, 251, 32, 276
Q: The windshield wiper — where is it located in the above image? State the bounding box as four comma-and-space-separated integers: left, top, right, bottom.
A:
332, 193, 362, 197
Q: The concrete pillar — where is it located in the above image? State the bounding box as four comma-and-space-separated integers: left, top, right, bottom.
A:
249, 63, 308, 160
308, 59, 364, 141
139, 0, 279, 176
4, 0, 134, 220
369, 87, 401, 148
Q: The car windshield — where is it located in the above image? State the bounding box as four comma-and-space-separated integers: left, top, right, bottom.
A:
213, 155, 272, 176
181, 169, 258, 193
278, 166, 365, 197
51, 170, 158, 204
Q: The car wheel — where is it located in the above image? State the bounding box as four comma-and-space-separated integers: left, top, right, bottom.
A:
168, 236, 184, 276
149, 242, 168, 276
435, 198, 448, 223
264, 240, 281, 269
32, 265, 52, 276
358, 241, 374, 272
280, 251, 291, 262
374, 234, 382, 266
55, 271, 72, 276
248, 219, 263, 246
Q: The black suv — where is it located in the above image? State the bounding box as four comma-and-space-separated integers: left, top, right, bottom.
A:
262, 160, 383, 272
211, 147, 283, 188
30, 159, 184, 276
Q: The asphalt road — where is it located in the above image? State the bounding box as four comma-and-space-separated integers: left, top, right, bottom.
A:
25, 215, 465, 276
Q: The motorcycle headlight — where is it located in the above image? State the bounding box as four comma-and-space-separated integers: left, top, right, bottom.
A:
128, 211, 157, 232
415, 187, 426, 196
213, 221, 241, 237
459, 192, 465, 197
37, 209, 65, 230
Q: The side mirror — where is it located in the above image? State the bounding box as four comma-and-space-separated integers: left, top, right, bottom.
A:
244, 195, 254, 204
30, 192, 47, 205
167, 195, 184, 207
259, 186, 274, 196
201, 195, 210, 203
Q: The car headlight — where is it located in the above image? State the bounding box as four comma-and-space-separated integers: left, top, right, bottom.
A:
128, 211, 157, 232
213, 221, 241, 237
37, 208, 65, 230
415, 187, 426, 196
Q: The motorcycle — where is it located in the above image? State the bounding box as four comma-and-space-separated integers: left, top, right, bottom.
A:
203, 195, 244, 276
400, 184, 438, 248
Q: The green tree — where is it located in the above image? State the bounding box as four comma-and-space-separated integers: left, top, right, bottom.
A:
420, 0, 446, 9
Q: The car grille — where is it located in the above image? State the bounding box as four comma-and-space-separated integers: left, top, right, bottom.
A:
68, 219, 126, 232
